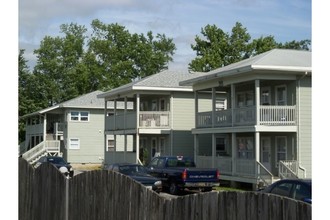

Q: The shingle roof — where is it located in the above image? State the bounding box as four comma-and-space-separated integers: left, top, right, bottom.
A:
98, 70, 203, 98
21, 91, 106, 118
60, 90, 104, 108
180, 49, 311, 86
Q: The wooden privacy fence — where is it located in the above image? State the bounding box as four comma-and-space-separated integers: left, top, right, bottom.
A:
19, 158, 311, 220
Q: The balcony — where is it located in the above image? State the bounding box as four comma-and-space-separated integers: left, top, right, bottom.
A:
197, 105, 296, 128
105, 111, 170, 130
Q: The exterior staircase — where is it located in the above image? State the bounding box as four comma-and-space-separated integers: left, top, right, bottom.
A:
21, 140, 61, 166
256, 160, 300, 189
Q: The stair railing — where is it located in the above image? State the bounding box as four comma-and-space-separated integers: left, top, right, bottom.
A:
22, 141, 46, 163
278, 160, 298, 179
256, 161, 274, 188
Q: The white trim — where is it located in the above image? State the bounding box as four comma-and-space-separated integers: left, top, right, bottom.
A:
133, 86, 193, 92
69, 110, 90, 122
251, 65, 312, 72
69, 138, 80, 150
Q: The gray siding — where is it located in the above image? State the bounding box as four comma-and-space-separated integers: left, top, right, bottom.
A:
66, 109, 104, 163
171, 92, 195, 130
172, 131, 194, 157
297, 76, 312, 178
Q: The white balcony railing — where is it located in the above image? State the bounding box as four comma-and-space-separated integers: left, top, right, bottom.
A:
139, 111, 170, 128
105, 111, 170, 130
196, 105, 296, 128
259, 106, 296, 125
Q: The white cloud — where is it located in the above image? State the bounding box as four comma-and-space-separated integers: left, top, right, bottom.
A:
19, 0, 311, 71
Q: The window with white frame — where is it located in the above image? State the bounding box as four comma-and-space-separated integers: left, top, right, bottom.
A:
216, 98, 227, 111
275, 136, 287, 166
70, 111, 90, 122
69, 138, 80, 149
107, 139, 114, 152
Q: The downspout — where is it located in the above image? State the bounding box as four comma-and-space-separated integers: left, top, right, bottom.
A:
297, 72, 308, 178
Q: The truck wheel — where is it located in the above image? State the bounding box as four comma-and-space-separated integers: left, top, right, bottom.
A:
169, 182, 179, 195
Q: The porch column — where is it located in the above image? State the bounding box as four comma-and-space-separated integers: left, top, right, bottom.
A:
231, 84, 235, 126
114, 99, 117, 130
194, 134, 198, 164
212, 88, 215, 128
255, 132, 260, 162
170, 93, 174, 155
136, 93, 140, 163
194, 91, 198, 128
104, 100, 108, 161
212, 133, 216, 168
255, 132, 260, 178
232, 133, 237, 175
124, 97, 127, 161
255, 80, 260, 125
43, 114, 47, 142
113, 134, 117, 162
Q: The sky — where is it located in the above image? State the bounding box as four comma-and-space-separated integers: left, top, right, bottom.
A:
18, 0, 312, 71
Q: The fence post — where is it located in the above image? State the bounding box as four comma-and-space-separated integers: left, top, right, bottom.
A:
65, 177, 69, 220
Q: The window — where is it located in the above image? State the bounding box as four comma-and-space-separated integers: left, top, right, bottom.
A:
293, 184, 311, 201
69, 138, 80, 149
216, 98, 227, 111
261, 87, 271, 105
152, 100, 158, 111
107, 139, 114, 152
70, 111, 89, 122
236, 91, 254, 107
237, 137, 254, 159
271, 182, 293, 197
159, 99, 166, 111
71, 112, 79, 121
275, 85, 287, 106
275, 136, 287, 166
216, 136, 228, 156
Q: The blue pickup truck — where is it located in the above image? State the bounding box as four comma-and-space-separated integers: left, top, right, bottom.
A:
146, 156, 220, 195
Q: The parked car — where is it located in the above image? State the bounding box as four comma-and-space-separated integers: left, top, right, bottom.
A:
146, 156, 220, 195
36, 156, 74, 177
258, 179, 312, 204
104, 163, 162, 193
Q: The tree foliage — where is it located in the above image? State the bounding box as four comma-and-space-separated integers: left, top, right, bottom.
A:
189, 22, 311, 72
30, 20, 176, 104
19, 20, 176, 142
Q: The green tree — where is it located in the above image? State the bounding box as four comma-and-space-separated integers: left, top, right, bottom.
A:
87, 19, 176, 90
30, 19, 176, 104
18, 49, 39, 142
33, 23, 88, 105
189, 22, 311, 72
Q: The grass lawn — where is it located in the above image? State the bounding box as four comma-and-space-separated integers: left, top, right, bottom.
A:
214, 186, 248, 192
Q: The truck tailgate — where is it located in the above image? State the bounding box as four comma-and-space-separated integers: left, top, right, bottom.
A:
185, 169, 219, 182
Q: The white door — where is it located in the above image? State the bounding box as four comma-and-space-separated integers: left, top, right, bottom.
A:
261, 137, 271, 170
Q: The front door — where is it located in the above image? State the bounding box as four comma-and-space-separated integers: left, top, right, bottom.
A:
261, 137, 271, 171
